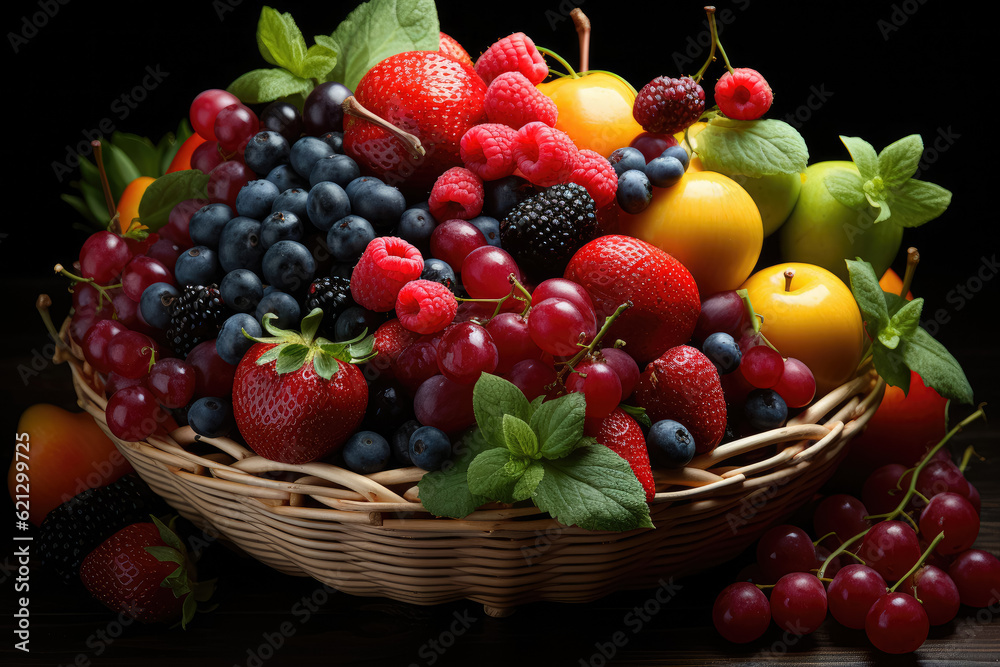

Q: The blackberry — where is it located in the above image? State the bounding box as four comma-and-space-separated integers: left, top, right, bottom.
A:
632, 75, 705, 135
37, 473, 169, 585
165, 284, 227, 357
304, 276, 355, 339
499, 182, 598, 278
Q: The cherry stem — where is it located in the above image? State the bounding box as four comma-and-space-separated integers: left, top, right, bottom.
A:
899, 247, 920, 299
817, 531, 866, 579
341, 96, 425, 160
813, 531, 838, 547
735, 288, 780, 353
889, 532, 946, 593
91, 140, 117, 224
571, 8, 591, 74
35, 294, 73, 352
537, 46, 578, 79
958, 445, 984, 474
554, 301, 632, 385
692, 7, 719, 83
784, 269, 795, 292
455, 274, 533, 321
53, 264, 121, 313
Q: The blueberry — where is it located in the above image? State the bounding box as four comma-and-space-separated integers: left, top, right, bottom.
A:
318, 131, 344, 154
647, 420, 696, 469
616, 169, 653, 214
139, 282, 179, 330
255, 290, 301, 329
187, 397, 235, 438
341, 430, 391, 474
397, 207, 437, 254
644, 156, 686, 189
218, 216, 264, 274
309, 154, 360, 189
330, 262, 355, 281
174, 246, 220, 287
744, 389, 788, 431
660, 144, 690, 170
391, 419, 421, 467
266, 164, 307, 192
702, 332, 742, 374
262, 240, 316, 294
270, 188, 309, 220
261, 210, 305, 249
363, 380, 415, 437
326, 214, 375, 263
334, 305, 386, 341
345, 175, 383, 201
243, 130, 291, 176
219, 269, 263, 313
306, 181, 352, 232
609, 146, 647, 176
216, 313, 262, 365
235, 179, 281, 220
466, 215, 502, 247
189, 203, 234, 248
420, 258, 456, 292
483, 175, 534, 220
289, 136, 336, 179
408, 426, 452, 471
352, 183, 406, 232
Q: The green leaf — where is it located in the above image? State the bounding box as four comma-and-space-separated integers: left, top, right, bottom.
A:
60, 193, 99, 227
472, 373, 531, 450
512, 460, 544, 502
885, 178, 953, 229
840, 136, 879, 181
300, 307, 323, 343
618, 404, 652, 429
255, 345, 284, 366
274, 343, 310, 374
533, 443, 653, 532
299, 42, 339, 80
878, 134, 923, 188
347, 335, 377, 363
880, 297, 924, 349
466, 448, 524, 502
898, 328, 974, 405
502, 414, 539, 459
312, 351, 340, 380
694, 118, 809, 177
227, 68, 314, 105
145, 546, 184, 565
872, 341, 912, 393
326, 0, 440, 92
136, 170, 209, 231
103, 144, 143, 201
823, 165, 868, 210
417, 429, 494, 519
112, 132, 161, 177
157, 120, 193, 175
256, 7, 308, 74
846, 258, 889, 338
529, 391, 586, 460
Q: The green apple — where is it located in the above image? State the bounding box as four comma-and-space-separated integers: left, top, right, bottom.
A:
727, 171, 802, 237
779, 161, 904, 283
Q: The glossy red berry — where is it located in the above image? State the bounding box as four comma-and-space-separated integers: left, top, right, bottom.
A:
714, 68, 773, 120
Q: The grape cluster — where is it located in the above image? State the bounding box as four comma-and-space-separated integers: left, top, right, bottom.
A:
712, 440, 997, 654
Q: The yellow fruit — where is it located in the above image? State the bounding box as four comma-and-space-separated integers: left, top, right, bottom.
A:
537, 73, 644, 157
623, 171, 763, 298
115, 176, 156, 232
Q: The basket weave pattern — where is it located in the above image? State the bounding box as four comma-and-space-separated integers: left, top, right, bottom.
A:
58, 327, 884, 614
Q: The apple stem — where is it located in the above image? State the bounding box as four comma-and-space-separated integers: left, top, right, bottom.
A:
571, 8, 591, 74
783, 269, 795, 292
537, 46, 579, 79
900, 247, 920, 299
341, 96, 425, 160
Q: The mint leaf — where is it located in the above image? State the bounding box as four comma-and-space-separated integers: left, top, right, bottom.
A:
512, 461, 544, 502
299, 42, 339, 80
473, 373, 530, 450
880, 297, 924, 349
417, 429, 493, 519
877, 134, 922, 188
898, 328, 974, 405
840, 136, 879, 182
227, 68, 313, 105
529, 391, 586, 460
326, 0, 440, 92
256, 7, 308, 74
533, 443, 653, 532
695, 118, 809, 177
884, 178, 952, 228
136, 170, 209, 231
846, 258, 889, 338
873, 340, 912, 393
112, 132, 160, 178
466, 448, 523, 503
502, 414, 539, 459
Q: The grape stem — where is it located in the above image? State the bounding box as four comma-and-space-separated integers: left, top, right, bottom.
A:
958, 445, 984, 474
455, 274, 534, 320
889, 532, 946, 593
53, 264, 121, 314
552, 301, 632, 386
35, 294, 73, 353
735, 288, 780, 353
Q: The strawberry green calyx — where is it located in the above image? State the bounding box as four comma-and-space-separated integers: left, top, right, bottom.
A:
145, 515, 215, 629
244, 307, 376, 380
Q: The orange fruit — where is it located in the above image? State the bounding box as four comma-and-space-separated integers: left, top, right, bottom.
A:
115, 176, 156, 232
166, 132, 208, 173
879, 268, 914, 300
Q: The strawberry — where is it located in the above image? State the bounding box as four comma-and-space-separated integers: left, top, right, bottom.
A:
634, 345, 727, 455
585, 408, 656, 501
563, 235, 700, 365
232, 308, 374, 464
79, 516, 213, 627
438, 31, 474, 68
369, 318, 422, 378
343, 51, 487, 196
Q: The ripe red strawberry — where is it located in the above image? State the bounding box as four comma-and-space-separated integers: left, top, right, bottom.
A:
563, 235, 700, 365
370, 317, 422, 377
634, 345, 727, 454
79, 517, 213, 628
585, 408, 656, 501
343, 51, 487, 196
232, 309, 373, 464
438, 31, 474, 68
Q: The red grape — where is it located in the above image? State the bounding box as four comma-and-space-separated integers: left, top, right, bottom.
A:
484, 313, 540, 375
756, 524, 817, 583
392, 340, 439, 395
436, 322, 499, 384
772, 357, 816, 408
147, 358, 197, 409
530, 278, 595, 320
214, 103, 259, 153
628, 131, 679, 163
82, 319, 128, 374
915, 459, 970, 501
859, 520, 921, 582
919, 492, 980, 555
190, 140, 225, 174
79, 231, 130, 284
692, 290, 745, 343
565, 358, 621, 419
413, 374, 476, 434
121, 255, 173, 302
827, 564, 888, 629
505, 359, 557, 402
190, 89, 241, 141
813, 494, 871, 552
740, 344, 784, 388
712, 582, 770, 643
528, 298, 596, 357
429, 219, 487, 273
106, 385, 167, 442
770, 572, 827, 635
948, 549, 1000, 608
460, 246, 520, 299
186, 340, 236, 399
862, 463, 907, 516
865, 592, 928, 654
106, 330, 157, 379
902, 565, 960, 625
207, 160, 255, 209
598, 347, 640, 400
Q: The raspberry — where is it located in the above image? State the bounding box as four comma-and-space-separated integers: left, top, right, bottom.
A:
633, 76, 706, 135
396, 280, 459, 335
568, 149, 618, 209
460, 123, 518, 181
474, 32, 548, 86
350, 237, 424, 312
714, 68, 773, 120
483, 71, 558, 129
513, 121, 579, 187
428, 167, 485, 221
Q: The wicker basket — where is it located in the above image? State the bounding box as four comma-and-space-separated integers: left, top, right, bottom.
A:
56, 322, 884, 617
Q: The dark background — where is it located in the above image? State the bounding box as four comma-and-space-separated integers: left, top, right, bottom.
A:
3, 0, 997, 664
